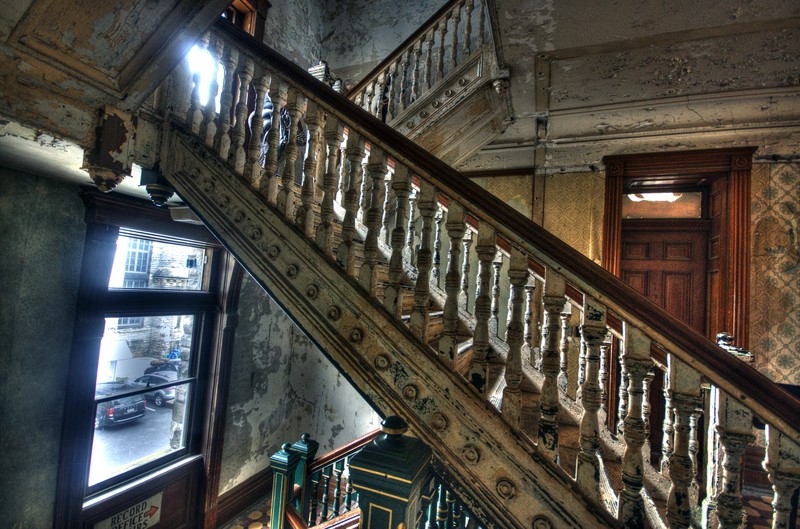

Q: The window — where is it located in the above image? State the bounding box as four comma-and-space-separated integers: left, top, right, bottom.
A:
87, 233, 219, 495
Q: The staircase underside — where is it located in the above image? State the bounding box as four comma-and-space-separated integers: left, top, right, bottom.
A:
161, 120, 614, 529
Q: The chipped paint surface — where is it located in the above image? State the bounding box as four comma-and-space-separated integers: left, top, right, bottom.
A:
264, 0, 327, 69
218, 275, 380, 495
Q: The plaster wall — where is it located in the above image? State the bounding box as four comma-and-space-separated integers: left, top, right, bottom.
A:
319, 0, 447, 84
263, 0, 327, 69
542, 171, 605, 264
218, 274, 380, 495
0, 167, 85, 529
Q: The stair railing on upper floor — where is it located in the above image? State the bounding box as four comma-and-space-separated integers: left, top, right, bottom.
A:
143, 17, 800, 529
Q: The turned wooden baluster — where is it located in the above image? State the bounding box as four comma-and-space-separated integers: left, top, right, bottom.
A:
449, 3, 462, 71
463, 0, 474, 55
331, 460, 343, 518
410, 40, 422, 103
529, 276, 543, 370
538, 270, 566, 464
708, 386, 755, 529
315, 117, 343, 254
214, 44, 238, 160
200, 34, 221, 146
297, 101, 322, 238
468, 223, 494, 395
186, 33, 208, 134
575, 297, 608, 498
501, 247, 528, 429
336, 131, 365, 275
445, 489, 456, 528
431, 207, 444, 281
344, 457, 355, 510
458, 230, 473, 311
405, 188, 418, 270
436, 481, 448, 529
386, 60, 400, 122
437, 15, 449, 79
764, 426, 800, 529
661, 368, 675, 477
230, 57, 254, 174
247, 68, 271, 187
618, 324, 654, 529
398, 49, 411, 111
664, 355, 702, 529
381, 175, 396, 246
598, 338, 610, 426
425, 481, 439, 529
488, 254, 502, 336
320, 467, 332, 521
409, 182, 436, 342
359, 146, 388, 294
522, 276, 534, 368
617, 348, 629, 435
263, 78, 287, 204
423, 29, 435, 90
557, 305, 571, 392
384, 164, 411, 319
276, 89, 306, 218
308, 470, 320, 525
439, 202, 465, 366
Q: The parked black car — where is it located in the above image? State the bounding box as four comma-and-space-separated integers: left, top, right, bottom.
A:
130, 374, 177, 407
95, 382, 146, 429
144, 361, 179, 375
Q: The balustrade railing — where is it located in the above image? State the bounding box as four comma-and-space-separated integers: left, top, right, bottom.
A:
345, 0, 493, 124
155, 18, 800, 529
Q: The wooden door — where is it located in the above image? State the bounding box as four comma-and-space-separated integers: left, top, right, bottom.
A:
621, 219, 709, 463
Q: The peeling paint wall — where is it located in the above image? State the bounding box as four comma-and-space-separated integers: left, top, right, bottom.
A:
0, 167, 85, 529
218, 274, 380, 495
264, 0, 327, 69
319, 0, 447, 84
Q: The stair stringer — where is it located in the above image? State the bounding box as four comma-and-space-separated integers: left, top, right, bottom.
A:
161, 121, 620, 529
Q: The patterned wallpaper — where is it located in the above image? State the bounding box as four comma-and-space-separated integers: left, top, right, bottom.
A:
750, 162, 800, 385
543, 171, 605, 263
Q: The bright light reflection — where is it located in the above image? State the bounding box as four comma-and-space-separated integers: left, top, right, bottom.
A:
186, 45, 222, 108
627, 193, 682, 203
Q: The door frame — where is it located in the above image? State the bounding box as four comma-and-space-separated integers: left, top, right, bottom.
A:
601, 147, 755, 347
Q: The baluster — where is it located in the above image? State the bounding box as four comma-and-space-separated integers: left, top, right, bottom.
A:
452, 500, 463, 528
445, 489, 456, 529
337, 131, 365, 275
276, 89, 306, 218
214, 44, 238, 160
664, 355, 702, 529
522, 276, 535, 368
359, 146, 388, 294
476, 0, 486, 48
386, 61, 400, 122
708, 387, 755, 529
230, 57, 254, 174
410, 40, 422, 103
384, 164, 411, 318
618, 325, 654, 529
538, 270, 566, 464
344, 457, 355, 510
185, 33, 208, 134
426, 481, 439, 529
501, 247, 527, 429
247, 69, 271, 187
432, 207, 444, 280
437, 15, 449, 79
331, 460, 343, 518
575, 297, 608, 498
458, 230, 473, 311
439, 202, 465, 366
617, 347, 629, 435
424, 30, 435, 90
200, 34, 221, 146
409, 182, 436, 342
365, 82, 375, 117
381, 174, 396, 246
263, 78, 287, 204
463, 0, 474, 56
557, 305, 571, 392
661, 368, 675, 477
315, 118, 343, 254
436, 482, 448, 529
320, 466, 333, 521
308, 469, 321, 525
417, 482, 433, 529
468, 224, 495, 395
376, 74, 388, 118
488, 254, 502, 336
405, 188, 418, 270
530, 277, 543, 370
399, 49, 411, 111
598, 338, 610, 426
296, 101, 322, 237
449, 4, 462, 71
764, 426, 800, 529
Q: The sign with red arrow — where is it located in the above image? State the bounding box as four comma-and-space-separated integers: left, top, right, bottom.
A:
94, 491, 162, 529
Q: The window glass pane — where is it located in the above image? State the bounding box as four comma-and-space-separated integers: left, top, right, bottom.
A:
89, 382, 191, 487
108, 236, 207, 291
96, 316, 194, 390
621, 192, 703, 219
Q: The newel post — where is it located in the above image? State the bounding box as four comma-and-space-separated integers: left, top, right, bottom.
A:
292, 433, 320, 521
349, 416, 432, 529
270, 443, 301, 529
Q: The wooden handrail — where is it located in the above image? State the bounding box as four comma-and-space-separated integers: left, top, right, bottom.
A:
287, 503, 309, 529
309, 429, 380, 473
347, 0, 463, 97
212, 19, 800, 443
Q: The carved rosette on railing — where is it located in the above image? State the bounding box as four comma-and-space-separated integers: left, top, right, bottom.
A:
145, 17, 800, 529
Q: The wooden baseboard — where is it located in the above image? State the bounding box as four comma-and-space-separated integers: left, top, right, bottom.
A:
215, 467, 274, 528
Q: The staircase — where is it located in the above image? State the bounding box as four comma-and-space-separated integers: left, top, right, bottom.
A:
130, 15, 800, 529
